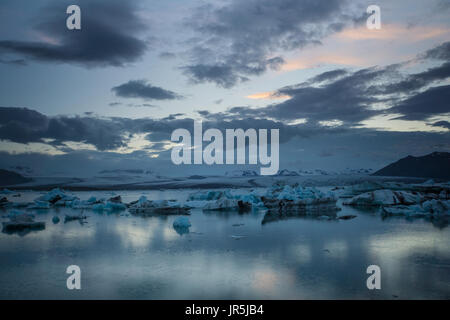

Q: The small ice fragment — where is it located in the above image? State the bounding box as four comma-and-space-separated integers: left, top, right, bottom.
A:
173, 216, 191, 228
338, 215, 357, 220
173, 216, 191, 235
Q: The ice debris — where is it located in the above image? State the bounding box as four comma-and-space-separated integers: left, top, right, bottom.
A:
343, 184, 450, 218
343, 190, 422, 206
261, 183, 338, 212
128, 196, 190, 215
186, 189, 265, 211
2, 210, 45, 234
381, 199, 450, 217
173, 216, 191, 235
64, 213, 87, 223
173, 216, 191, 228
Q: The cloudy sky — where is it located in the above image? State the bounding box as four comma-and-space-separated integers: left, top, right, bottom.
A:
0, 0, 449, 176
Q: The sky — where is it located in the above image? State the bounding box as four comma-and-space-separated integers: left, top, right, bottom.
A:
0, 0, 449, 176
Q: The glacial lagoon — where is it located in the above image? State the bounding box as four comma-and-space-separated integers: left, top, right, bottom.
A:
0, 189, 449, 299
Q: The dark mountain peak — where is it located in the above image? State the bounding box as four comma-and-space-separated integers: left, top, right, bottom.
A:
0, 169, 32, 186
373, 152, 450, 180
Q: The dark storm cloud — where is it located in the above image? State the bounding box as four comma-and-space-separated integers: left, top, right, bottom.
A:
1, 105, 450, 179
181, 64, 249, 89
183, 0, 359, 87
306, 69, 349, 84
0, 0, 148, 67
0, 107, 128, 150
430, 121, 450, 130
161, 113, 185, 121
217, 67, 391, 124
209, 42, 450, 125
111, 80, 182, 100
390, 85, 450, 121
159, 52, 176, 59
0, 106, 348, 152
0, 58, 27, 66
0, 107, 48, 127
378, 62, 450, 95
422, 41, 450, 61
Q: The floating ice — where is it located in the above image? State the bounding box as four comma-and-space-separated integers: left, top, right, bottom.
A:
27, 200, 51, 210
173, 216, 191, 228
187, 190, 231, 201
203, 198, 240, 211
382, 199, 450, 217
2, 211, 45, 234
64, 214, 87, 223
343, 190, 422, 206
262, 183, 337, 212
36, 188, 78, 204
128, 198, 190, 215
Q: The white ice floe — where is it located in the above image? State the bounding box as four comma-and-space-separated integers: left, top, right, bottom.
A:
382, 199, 450, 217
172, 216, 191, 235
262, 184, 337, 207
2, 211, 45, 233
92, 200, 127, 212
21, 188, 81, 210
36, 188, 78, 204
186, 189, 263, 211
187, 190, 231, 201
203, 198, 240, 211
128, 196, 189, 215
173, 216, 191, 228
64, 213, 87, 223
343, 189, 422, 206
186, 184, 337, 212
27, 200, 51, 210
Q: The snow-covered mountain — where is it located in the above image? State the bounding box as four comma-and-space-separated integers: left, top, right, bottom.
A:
277, 169, 299, 176
225, 170, 259, 177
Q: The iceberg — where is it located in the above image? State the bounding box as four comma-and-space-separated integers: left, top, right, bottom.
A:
261, 183, 338, 212
64, 213, 87, 223
36, 188, 78, 204
104, 201, 127, 211
382, 199, 450, 217
89, 195, 126, 212
173, 216, 191, 228
203, 198, 240, 211
128, 197, 190, 215
2, 211, 45, 234
173, 216, 191, 235
343, 190, 423, 207
27, 200, 51, 210
187, 190, 231, 201
91, 201, 126, 212
186, 189, 264, 211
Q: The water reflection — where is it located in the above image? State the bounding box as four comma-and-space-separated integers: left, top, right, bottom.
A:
0, 190, 449, 299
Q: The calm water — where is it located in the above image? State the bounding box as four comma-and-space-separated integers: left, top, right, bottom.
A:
0, 189, 449, 299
